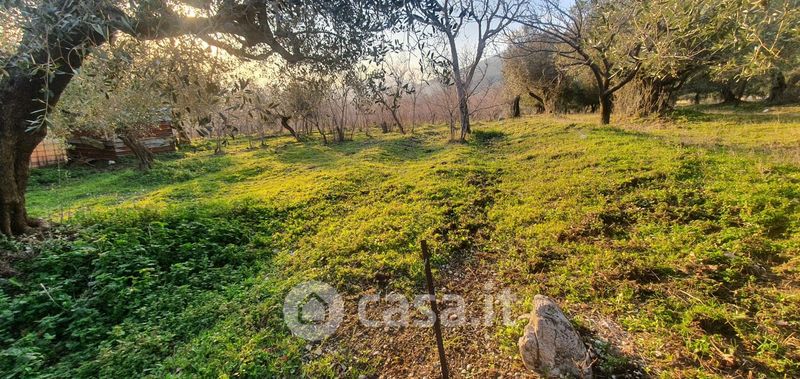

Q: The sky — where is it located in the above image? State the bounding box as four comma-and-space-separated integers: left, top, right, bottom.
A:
387, 0, 577, 79
180, 0, 579, 85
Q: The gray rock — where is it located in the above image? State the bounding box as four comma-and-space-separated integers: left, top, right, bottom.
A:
518, 295, 592, 378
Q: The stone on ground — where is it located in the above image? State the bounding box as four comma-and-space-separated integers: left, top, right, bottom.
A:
518, 295, 592, 378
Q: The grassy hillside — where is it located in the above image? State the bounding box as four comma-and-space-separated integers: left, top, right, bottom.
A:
2, 106, 799, 378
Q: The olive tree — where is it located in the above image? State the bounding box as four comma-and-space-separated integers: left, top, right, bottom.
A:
625, 0, 739, 115
515, 0, 644, 124
502, 41, 600, 115
54, 45, 167, 169
406, 0, 525, 141
364, 62, 414, 134
0, 0, 402, 236
630, 0, 799, 112
271, 74, 329, 142
502, 29, 566, 114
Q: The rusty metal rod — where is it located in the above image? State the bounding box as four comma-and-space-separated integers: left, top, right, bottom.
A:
421, 240, 449, 379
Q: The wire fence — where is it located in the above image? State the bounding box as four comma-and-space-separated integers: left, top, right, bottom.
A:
30, 138, 67, 168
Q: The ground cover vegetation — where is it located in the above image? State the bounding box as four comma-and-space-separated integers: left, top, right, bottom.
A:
1, 105, 798, 377
2, 0, 800, 377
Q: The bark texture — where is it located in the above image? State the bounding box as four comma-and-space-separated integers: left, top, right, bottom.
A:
0, 108, 47, 235
637, 78, 680, 117
457, 89, 471, 142
0, 18, 102, 235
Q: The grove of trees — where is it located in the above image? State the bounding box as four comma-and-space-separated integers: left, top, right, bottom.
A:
1, 0, 798, 236
504, 0, 799, 122
0, 0, 403, 235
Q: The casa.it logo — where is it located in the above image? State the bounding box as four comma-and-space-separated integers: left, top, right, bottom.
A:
282, 281, 344, 341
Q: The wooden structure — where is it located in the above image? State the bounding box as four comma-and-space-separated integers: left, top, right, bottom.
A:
67, 121, 177, 163
30, 138, 68, 168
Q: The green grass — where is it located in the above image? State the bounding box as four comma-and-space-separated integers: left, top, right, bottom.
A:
625, 104, 800, 165
3, 105, 799, 378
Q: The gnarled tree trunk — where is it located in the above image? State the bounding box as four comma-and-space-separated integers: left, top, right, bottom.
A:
0, 109, 47, 235
720, 87, 738, 104
280, 116, 302, 142
720, 79, 747, 105
636, 77, 682, 117
1, 86, 66, 235
119, 134, 154, 170
0, 24, 100, 235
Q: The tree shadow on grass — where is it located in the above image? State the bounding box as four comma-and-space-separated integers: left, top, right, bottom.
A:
27, 154, 237, 218
269, 134, 447, 166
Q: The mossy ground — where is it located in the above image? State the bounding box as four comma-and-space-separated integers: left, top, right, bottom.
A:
3, 105, 799, 378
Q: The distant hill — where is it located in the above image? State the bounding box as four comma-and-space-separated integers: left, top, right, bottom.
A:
479, 54, 504, 86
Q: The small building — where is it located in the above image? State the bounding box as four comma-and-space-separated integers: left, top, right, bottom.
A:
66, 121, 177, 163
30, 138, 68, 168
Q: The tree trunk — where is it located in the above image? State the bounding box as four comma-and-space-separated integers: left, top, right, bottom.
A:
280, 116, 301, 142
449, 114, 456, 141
511, 95, 521, 118
528, 91, 546, 114
335, 125, 345, 142
0, 115, 47, 236
767, 71, 787, 104
176, 127, 192, 145
411, 97, 418, 133
720, 87, 738, 104
446, 34, 470, 142
0, 12, 102, 236
734, 79, 748, 102
599, 94, 613, 125
637, 78, 677, 117
458, 95, 470, 142
389, 109, 405, 134
119, 134, 154, 170
315, 122, 328, 144
721, 79, 747, 105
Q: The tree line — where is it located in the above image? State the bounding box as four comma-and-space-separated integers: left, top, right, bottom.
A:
0, 0, 798, 236
503, 0, 799, 120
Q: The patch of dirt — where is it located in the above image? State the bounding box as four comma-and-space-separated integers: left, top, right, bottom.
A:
572, 306, 648, 378
313, 249, 650, 378
318, 251, 535, 378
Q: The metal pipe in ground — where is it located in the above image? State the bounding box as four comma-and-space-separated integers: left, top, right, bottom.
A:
421, 240, 449, 379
